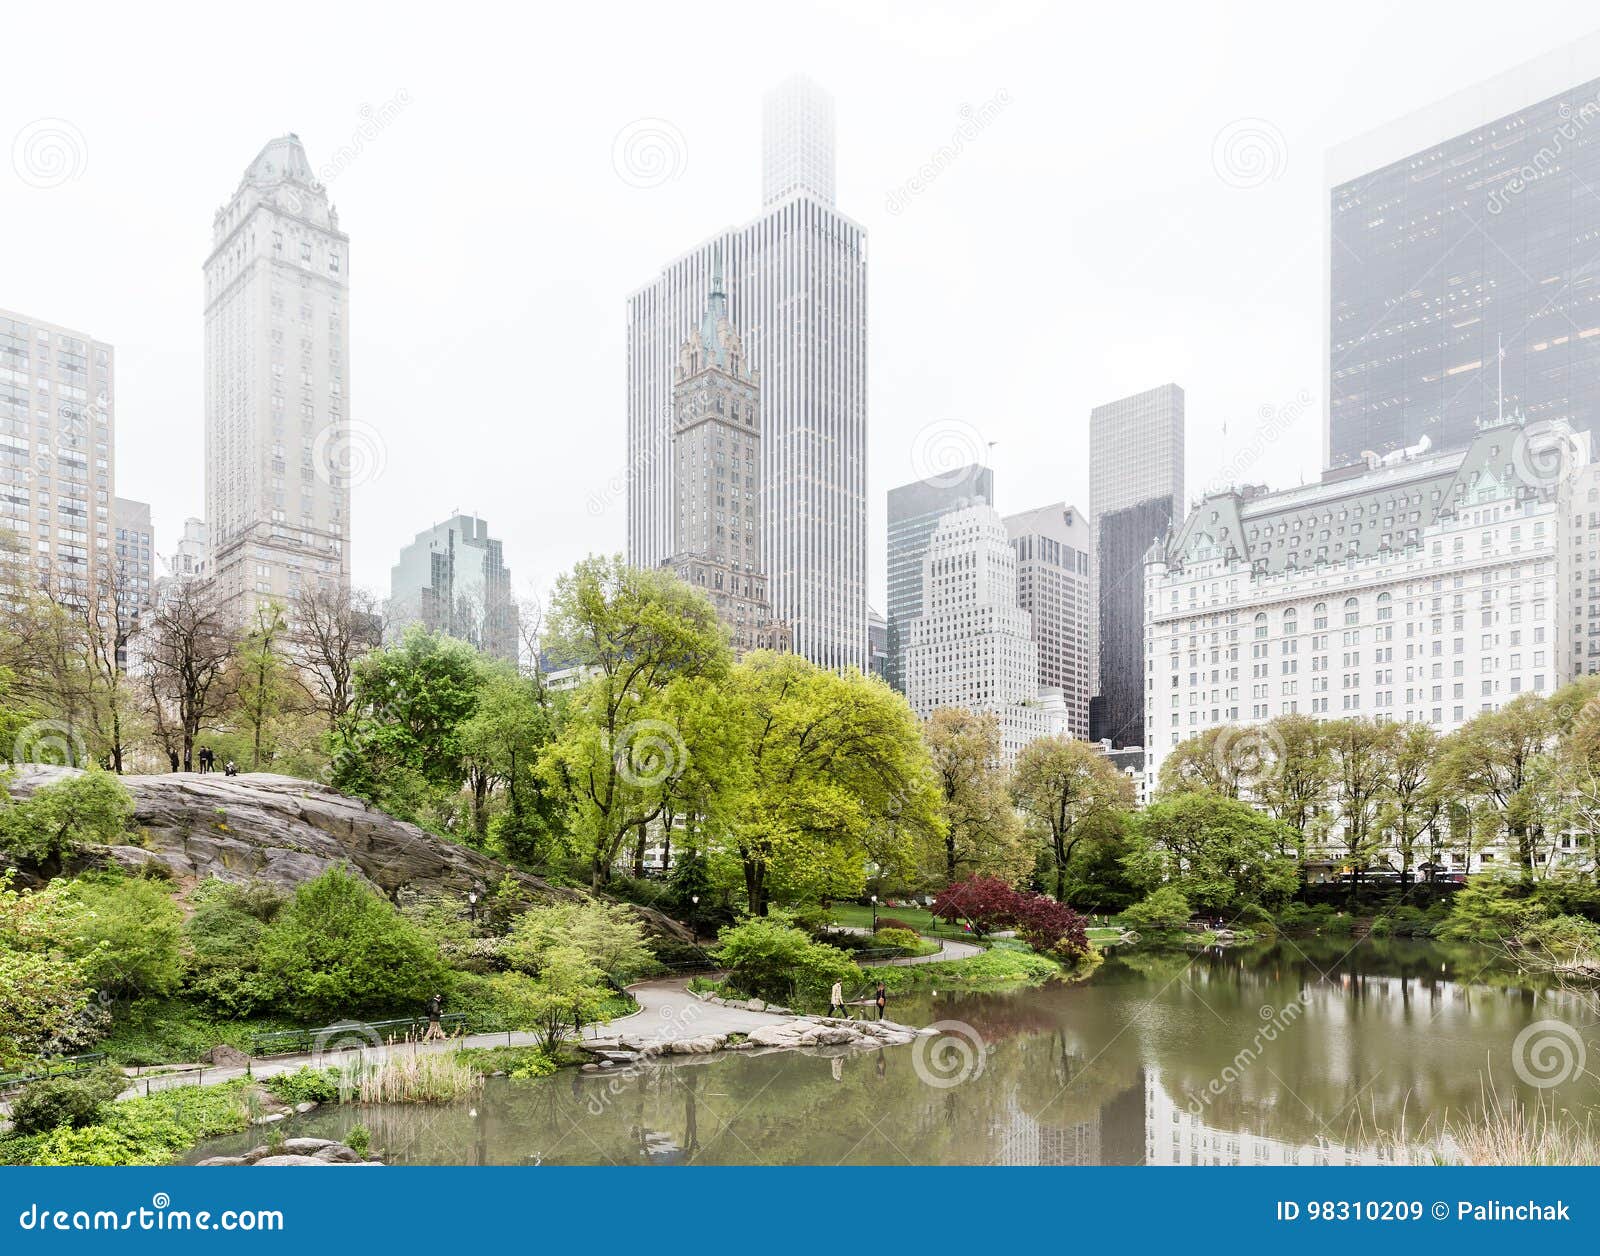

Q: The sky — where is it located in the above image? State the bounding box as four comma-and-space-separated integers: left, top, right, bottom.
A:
4, 0, 1600, 611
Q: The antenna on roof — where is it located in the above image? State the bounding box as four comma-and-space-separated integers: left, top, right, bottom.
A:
1497, 334, 1505, 425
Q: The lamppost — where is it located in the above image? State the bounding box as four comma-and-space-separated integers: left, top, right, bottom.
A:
870, 894, 878, 934
690, 895, 700, 941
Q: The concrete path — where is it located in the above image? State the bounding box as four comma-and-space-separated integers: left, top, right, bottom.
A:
828, 926, 983, 965
597, 978, 795, 1047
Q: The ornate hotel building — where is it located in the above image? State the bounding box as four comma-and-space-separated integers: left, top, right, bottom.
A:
204, 134, 351, 624
627, 75, 867, 671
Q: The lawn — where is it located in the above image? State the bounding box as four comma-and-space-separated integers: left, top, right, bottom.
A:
830, 902, 1124, 947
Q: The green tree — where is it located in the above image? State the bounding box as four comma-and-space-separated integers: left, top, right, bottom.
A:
923, 707, 1029, 886
1011, 735, 1134, 902
1126, 792, 1299, 915
65, 877, 184, 998
711, 915, 857, 1005
0, 875, 92, 1067
1120, 885, 1192, 933
230, 601, 301, 770
541, 556, 731, 888
508, 947, 612, 1055
0, 771, 133, 875
1325, 718, 1396, 877
1255, 713, 1333, 858
1377, 723, 1441, 884
458, 663, 557, 846
1437, 694, 1557, 873
503, 900, 656, 986
257, 867, 447, 1018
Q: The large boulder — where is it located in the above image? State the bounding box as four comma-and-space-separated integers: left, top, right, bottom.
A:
8, 768, 690, 941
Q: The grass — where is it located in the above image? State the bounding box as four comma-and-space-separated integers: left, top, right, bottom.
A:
334, 1045, 482, 1104
862, 947, 1062, 994
1408, 1094, 1600, 1166
829, 903, 987, 942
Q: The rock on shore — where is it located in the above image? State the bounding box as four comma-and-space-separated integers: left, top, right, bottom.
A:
197, 1138, 378, 1167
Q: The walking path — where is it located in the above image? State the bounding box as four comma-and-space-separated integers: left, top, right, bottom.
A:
828, 926, 983, 966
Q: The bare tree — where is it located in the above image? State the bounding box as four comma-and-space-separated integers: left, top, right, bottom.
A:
290, 585, 382, 728
142, 579, 237, 771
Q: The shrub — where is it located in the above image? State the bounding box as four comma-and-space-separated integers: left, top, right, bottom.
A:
712, 916, 857, 1005
345, 1124, 371, 1157
875, 916, 917, 933
1120, 887, 1192, 933
873, 927, 921, 953
504, 900, 656, 986
9, 1066, 126, 1135
264, 1066, 340, 1106
257, 867, 447, 1019
1012, 896, 1089, 959
66, 876, 184, 999
0, 771, 133, 870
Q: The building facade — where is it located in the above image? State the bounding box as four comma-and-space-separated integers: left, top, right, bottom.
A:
664, 254, 787, 656
1327, 37, 1600, 470
1144, 418, 1583, 788
1090, 384, 1185, 744
112, 497, 155, 612
885, 464, 994, 693
388, 514, 518, 662
905, 503, 1047, 763
627, 76, 867, 672
1004, 502, 1092, 738
204, 134, 351, 624
0, 308, 114, 589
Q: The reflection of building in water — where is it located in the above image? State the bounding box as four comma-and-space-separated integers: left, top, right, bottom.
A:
990, 1070, 1147, 1166
1143, 1069, 1398, 1166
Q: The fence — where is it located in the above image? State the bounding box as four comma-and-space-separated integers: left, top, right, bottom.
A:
0, 1052, 107, 1095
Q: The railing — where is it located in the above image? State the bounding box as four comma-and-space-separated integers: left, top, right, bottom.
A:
0, 1052, 107, 1094
248, 1014, 469, 1058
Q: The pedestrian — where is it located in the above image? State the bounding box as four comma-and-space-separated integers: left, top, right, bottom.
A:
874, 980, 887, 1021
424, 991, 446, 1041
197, 746, 209, 774
168, 749, 179, 772
828, 980, 846, 1018
224, 759, 238, 777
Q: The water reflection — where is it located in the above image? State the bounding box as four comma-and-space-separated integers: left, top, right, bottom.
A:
189, 939, 1600, 1166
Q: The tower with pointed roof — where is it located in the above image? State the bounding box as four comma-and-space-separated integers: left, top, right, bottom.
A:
203, 133, 351, 624
665, 251, 788, 656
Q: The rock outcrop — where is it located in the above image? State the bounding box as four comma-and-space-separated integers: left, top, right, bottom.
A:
6, 768, 691, 941
197, 1137, 377, 1167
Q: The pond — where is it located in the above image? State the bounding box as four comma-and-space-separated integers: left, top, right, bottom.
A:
189, 938, 1600, 1165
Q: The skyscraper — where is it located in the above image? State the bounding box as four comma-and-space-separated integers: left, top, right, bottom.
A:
905, 503, 1045, 764
0, 308, 114, 589
388, 514, 518, 662
1326, 36, 1600, 469
1004, 502, 1092, 739
627, 75, 867, 671
204, 134, 351, 624
112, 497, 155, 614
664, 252, 788, 656
884, 464, 994, 693
1089, 384, 1184, 748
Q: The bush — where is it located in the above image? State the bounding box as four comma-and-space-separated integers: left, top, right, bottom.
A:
712, 917, 857, 1005
345, 1124, 371, 1157
257, 868, 447, 1019
1012, 896, 1089, 959
0, 771, 133, 870
66, 876, 185, 999
264, 1066, 340, 1106
1120, 887, 1191, 933
9, 1066, 126, 1135
873, 927, 921, 952
875, 916, 917, 934
2, 1080, 254, 1167
504, 900, 656, 986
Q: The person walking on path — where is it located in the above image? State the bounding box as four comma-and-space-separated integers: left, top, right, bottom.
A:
828, 980, 846, 1018
423, 992, 447, 1040
874, 981, 888, 1021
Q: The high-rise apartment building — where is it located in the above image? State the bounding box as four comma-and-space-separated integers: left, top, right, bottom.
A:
1089, 383, 1185, 747
627, 76, 867, 671
112, 498, 155, 612
1326, 36, 1600, 469
0, 308, 114, 589
664, 254, 787, 656
204, 134, 351, 624
1005, 502, 1092, 739
905, 503, 1046, 763
388, 514, 518, 662
884, 465, 994, 693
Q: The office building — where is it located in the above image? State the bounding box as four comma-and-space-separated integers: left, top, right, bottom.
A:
0, 308, 114, 589
1327, 36, 1600, 469
1089, 383, 1185, 747
663, 252, 788, 656
112, 497, 155, 611
627, 75, 867, 671
905, 503, 1046, 763
867, 606, 888, 681
1005, 502, 1092, 738
204, 134, 351, 624
388, 514, 518, 662
885, 464, 994, 692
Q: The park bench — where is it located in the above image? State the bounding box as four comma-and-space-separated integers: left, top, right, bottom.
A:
0, 1051, 107, 1094
248, 1014, 469, 1058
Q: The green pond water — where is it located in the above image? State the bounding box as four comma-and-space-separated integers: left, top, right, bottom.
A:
188, 938, 1600, 1166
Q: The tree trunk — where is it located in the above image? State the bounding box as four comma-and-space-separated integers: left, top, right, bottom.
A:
632, 822, 647, 879
743, 859, 767, 917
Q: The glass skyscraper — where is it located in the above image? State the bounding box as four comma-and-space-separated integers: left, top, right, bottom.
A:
1327, 40, 1600, 468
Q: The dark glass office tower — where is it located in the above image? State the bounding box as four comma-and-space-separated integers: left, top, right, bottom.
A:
884, 465, 994, 693
1090, 496, 1172, 749
1328, 67, 1600, 468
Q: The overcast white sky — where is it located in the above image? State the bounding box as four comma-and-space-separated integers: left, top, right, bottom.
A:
4, 1, 1599, 609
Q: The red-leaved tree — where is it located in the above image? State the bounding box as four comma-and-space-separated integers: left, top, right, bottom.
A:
931, 875, 1088, 959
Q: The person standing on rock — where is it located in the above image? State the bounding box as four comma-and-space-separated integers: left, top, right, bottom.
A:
874, 981, 888, 1021
424, 992, 446, 1040
828, 980, 846, 1018
168, 749, 179, 773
